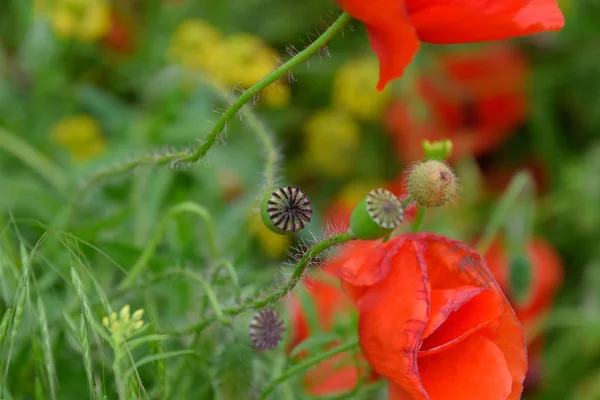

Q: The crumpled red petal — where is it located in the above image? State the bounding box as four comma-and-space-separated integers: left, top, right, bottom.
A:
418, 333, 512, 400
410, 0, 565, 43
335, 0, 420, 90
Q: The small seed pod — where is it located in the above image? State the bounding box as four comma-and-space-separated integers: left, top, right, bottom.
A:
408, 160, 459, 208
349, 188, 404, 240
249, 309, 285, 350
260, 186, 313, 235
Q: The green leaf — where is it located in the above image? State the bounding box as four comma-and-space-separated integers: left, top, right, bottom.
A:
289, 333, 339, 358
509, 253, 533, 306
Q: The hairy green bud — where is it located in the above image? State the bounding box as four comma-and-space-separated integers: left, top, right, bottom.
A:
408, 160, 459, 208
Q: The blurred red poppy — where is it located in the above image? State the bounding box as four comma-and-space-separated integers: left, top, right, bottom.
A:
289, 241, 379, 395
386, 44, 529, 162
335, 0, 564, 90
338, 233, 527, 400
103, 12, 135, 53
484, 238, 563, 391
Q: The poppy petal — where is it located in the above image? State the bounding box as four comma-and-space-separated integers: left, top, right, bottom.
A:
410, 0, 564, 44
357, 249, 430, 399
420, 289, 504, 355
422, 285, 484, 339
335, 0, 420, 90
418, 333, 512, 400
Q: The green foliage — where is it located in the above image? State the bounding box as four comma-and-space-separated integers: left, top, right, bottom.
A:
0, 0, 599, 399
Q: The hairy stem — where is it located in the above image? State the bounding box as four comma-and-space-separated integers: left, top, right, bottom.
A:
198, 73, 280, 192
161, 231, 354, 335
76, 12, 351, 197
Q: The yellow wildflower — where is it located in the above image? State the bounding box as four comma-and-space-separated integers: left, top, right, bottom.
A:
168, 19, 225, 80
51, 115, 106, 162
303, 109, 361, 178
332, 56, 391, 121
249, 211, 291, 259
102, 305, 145, 344
51, 0, 111, 42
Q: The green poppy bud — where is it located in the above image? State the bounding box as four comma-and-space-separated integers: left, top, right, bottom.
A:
408, 160, 459, 208
349, 188, 404, 240
260, 186, 313, 235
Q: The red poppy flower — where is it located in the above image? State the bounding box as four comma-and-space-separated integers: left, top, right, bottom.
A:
103, 12, 135, 53
386, 44, 528, 162
484, 237, 563, 391
335, 0, 564, 90
289, 241, 379, 395
337, 233, 527, 399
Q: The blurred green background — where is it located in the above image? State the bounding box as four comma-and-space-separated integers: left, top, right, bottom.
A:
1, 0, 600, 399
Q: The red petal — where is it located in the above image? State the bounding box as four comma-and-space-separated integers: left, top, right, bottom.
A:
418, 333, 512, 400
420, 289, 504, 355
421, 286, 484, 339
410, 0, 564, 43
335, 0, 420, 90
357, 249, 430, 399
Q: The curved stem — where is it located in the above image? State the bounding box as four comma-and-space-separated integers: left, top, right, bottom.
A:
118, 201, 218, 290
197, 74, 279, 192
259, 339, 359, 400
0, 126, 70, 195
77, 12, 351, 194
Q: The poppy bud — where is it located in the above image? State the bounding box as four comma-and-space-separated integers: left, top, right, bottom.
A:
408, 160, 459, 208
422, 139, 453, 161
349, 188, 404, 240
260, 186, 313, 235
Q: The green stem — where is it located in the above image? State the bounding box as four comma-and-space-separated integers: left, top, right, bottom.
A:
161, 231, 354, 335
0, 126, 70, 195
112, 346, 127, 400
76, 12, 351, 195
411, 206, 426, 232
197, 73, 279, 192
259, 339, 360, 400
118, 201, 218, 290
180, 270, 230, 327
476, 171, 532, 255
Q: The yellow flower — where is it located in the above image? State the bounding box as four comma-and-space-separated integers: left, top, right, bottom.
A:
221, 33, 278, 88
51, 0, 111, 42
102, 305, 145, 344
168, 19, 225, 80
303, 109, 361, 178
260, 81, 290, 108
249, 211, 291, 259
52, 115, 106, 162
332, 56, 391, 121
